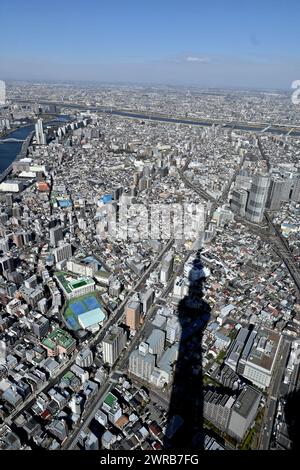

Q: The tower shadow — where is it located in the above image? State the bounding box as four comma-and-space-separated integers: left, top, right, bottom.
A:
163, 252, 211, 449
283, 389, 300, 449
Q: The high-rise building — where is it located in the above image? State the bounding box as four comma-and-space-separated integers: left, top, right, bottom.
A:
141, 288, 154, 314
146, 329, 165, 359
12, 232, 24, 248
173, 276, 188, 299
166, 316, 181, 343
102, 326, 127, 366
242, 328, 281, 389
226, 326, 281, 390
48, 420, 67, 442
35, 119, 47, 145
266, 177, 292, 210
113, 187, 123, 200
76, 348, 93, 368
291, 175, 300, 202
227, 386, 261, 441
245, 174, 270, 223
25, 275, 37, 289
50, 225, 63, 247
69, 395, 83, 415
0, 237, 10, 254
160, 251, 174, 283
203, 385, 261, 442
0, 256, 15, 274
109, 278, 122, 298
102, 392, 122, 424
84, 432, 99, 450
0, 80, 6, 106
31, 315, 49, 338
129, 344, 156, 381
281, 179, 293, 202
230, 189, 248, 217
125, 300, 141, 331
204, 390, 235, 432
53, 243, 72, 263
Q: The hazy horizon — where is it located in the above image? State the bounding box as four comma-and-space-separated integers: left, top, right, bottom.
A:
1, 0, 300, 90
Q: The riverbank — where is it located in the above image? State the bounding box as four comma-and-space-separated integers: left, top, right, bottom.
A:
0, 114, 72, 178
0, 130, 34, 183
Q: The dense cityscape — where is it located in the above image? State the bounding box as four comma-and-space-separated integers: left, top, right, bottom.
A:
1, 0, 300, 463
0, 81, 299, 453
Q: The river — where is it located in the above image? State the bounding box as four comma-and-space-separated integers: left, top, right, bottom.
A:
0, 116, 71, 174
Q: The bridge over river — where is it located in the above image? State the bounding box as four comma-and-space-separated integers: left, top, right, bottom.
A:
0, 138, 25, 143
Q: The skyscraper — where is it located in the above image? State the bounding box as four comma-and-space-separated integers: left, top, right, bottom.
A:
35, 119, 47, 145
0, 80, 6, 106
245, 175, 270, 224
230, 188, 249, 216
265, 178, 285, 211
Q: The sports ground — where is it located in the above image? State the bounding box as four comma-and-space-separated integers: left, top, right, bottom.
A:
63, 293, 102, 330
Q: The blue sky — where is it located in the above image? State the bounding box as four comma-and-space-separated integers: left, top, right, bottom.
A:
0, 0, 300, 88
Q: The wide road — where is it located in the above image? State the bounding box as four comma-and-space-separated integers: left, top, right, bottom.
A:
259, 339, 291, 450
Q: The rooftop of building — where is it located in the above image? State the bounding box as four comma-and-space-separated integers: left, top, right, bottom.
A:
246, 327, 281, 371
55, 271, 94, 294
42, 327, 75, 350
103, 392, 118, 409
78, 307, 106, 328
232, 386, 261, 418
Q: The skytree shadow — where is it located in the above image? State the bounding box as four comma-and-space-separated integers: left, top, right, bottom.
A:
283, 389, 300, 449
163, 252, 211, 450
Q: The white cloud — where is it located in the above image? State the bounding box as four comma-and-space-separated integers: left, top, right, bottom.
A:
186, 56, 210, 63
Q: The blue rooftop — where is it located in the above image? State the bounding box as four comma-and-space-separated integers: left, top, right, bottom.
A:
58, 199, 72, 208
102, 194, 112, 204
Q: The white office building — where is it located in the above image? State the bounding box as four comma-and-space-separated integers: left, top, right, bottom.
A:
102, 326, 126, 366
